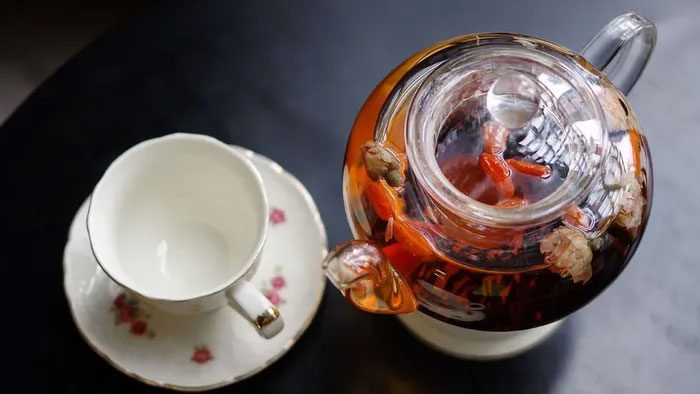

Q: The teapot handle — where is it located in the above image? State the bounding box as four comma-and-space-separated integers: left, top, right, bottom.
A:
580, 12, 657, 95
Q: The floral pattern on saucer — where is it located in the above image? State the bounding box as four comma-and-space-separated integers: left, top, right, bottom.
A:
111, 293, 155, 338
64, 146, 327, 391
191, 346, 214, 364
263, 267, 286, 306
269, 208, 286, 225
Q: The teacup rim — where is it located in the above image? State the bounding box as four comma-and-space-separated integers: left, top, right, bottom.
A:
86, 133, 270, 303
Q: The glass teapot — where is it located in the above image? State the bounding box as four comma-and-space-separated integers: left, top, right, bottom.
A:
323, 12, 656, 331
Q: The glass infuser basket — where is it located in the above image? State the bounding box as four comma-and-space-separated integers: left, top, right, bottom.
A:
323, 13, 656, 342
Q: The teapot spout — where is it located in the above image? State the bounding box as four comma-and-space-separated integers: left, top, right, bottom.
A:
323, 240, 417, 314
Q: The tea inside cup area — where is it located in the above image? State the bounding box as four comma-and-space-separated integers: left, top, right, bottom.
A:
88, 134, 268, 301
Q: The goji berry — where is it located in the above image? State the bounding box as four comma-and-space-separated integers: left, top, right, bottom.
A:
479, 153, 511, 181
507, 158, 552, 178
392, 219, 435, 260
496, 197, 528, 208
364, 181, 396, 221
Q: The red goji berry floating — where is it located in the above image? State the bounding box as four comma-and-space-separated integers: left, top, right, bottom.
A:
382, 242, 420, 277
507, 158, 552, 178
494, 178, 515, 199
496, 197, 529, 208
479, 153, 511, 181
392, 219, 435, 260
364, 181, 396, 221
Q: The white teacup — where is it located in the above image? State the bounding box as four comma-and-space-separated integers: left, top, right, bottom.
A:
87, 133, 283, 338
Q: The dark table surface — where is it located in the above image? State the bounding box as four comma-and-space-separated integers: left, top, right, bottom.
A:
6, 0, 700, 393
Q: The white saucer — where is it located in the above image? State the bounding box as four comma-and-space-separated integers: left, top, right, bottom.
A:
63, 146, 327, 391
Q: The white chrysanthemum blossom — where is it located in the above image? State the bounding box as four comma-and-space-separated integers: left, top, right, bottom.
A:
614, 172, 644, 231
590, 237, 605, 251
540, 226, 593, 284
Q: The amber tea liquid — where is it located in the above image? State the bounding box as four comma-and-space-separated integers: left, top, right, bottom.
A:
342, 39, 651, 331
345, 106, 649, 331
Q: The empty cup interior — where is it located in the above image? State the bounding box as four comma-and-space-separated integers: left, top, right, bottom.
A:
88, 134, 267, 300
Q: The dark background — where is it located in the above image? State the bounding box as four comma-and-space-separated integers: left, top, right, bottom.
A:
3, 1, 699, 393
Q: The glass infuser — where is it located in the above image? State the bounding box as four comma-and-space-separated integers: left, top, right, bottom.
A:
323, 12, 656, 358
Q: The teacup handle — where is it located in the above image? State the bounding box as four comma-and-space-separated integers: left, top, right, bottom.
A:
226, 280, 284, 339
580, 12, 657, 95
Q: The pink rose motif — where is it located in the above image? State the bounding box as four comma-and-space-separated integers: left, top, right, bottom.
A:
266, 290, 283, 306
119, 305, 137, 324
113, 293, 126, 308
130, 320, 148, 335
271, 275, 286, 289
192, 346, 213, 364
269, 208, 286, 225
111, 293, 155, 338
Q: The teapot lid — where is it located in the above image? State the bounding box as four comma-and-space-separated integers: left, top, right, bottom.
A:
406, 41, 609, 228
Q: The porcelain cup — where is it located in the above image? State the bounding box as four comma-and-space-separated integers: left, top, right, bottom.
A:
87, 133, 283, 338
